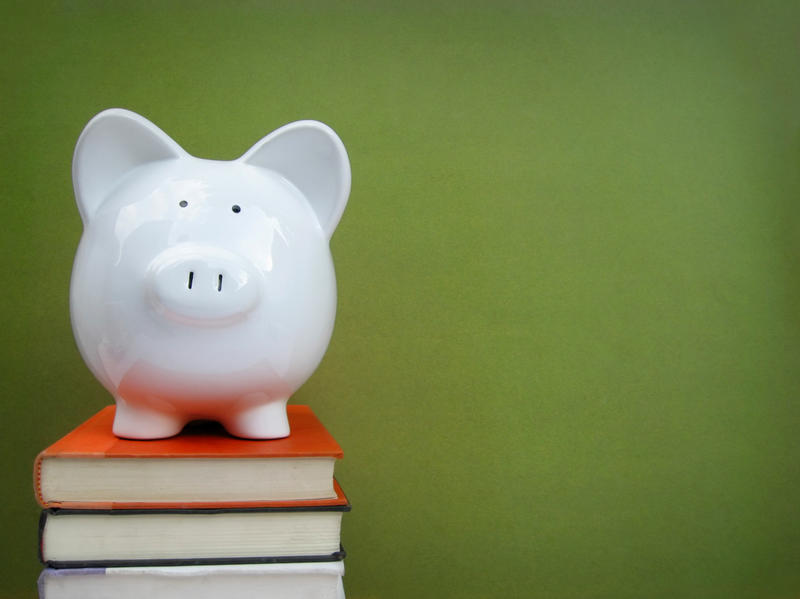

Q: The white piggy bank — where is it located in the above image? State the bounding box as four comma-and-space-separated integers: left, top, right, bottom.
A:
70, 109, 350, 439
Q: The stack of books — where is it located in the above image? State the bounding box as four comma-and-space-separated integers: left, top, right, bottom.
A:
33, 405, 349, 599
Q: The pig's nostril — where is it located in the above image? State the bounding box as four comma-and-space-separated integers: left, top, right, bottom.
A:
149, 256, 257, 323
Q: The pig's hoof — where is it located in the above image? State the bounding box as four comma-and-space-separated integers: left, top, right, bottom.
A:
223, 400, 290, 439
112, 400, 186, 439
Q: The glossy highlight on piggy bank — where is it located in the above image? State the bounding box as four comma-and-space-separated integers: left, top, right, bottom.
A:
70, 109, 350, 440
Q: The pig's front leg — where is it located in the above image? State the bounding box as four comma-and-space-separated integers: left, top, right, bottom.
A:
222, 397, 290, 439
112, 398, 187, 439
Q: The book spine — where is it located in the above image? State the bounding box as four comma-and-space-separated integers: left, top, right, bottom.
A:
33, 452, 45, 508
38, 510, 47, 564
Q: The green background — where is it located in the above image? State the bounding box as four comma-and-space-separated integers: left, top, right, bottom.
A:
2, 1, 799, 597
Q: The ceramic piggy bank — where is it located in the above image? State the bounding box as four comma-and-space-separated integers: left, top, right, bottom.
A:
70, 109, 350, 439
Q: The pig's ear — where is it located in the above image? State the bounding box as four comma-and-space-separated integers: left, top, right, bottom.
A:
73, 109, 186, 224
240, 121, 350, 239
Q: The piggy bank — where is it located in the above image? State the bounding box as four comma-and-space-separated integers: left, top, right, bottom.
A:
70, 109, 350, 439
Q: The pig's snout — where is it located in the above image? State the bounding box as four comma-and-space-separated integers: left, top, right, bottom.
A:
147, 246, 259, 325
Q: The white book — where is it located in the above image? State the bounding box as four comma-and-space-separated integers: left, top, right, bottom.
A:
40, 507, 347, 567
38, 561, 345, 599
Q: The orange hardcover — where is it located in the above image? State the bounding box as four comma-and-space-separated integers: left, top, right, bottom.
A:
34, 405, 345, 510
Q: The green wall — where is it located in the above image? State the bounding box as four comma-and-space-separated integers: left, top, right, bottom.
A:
2, 2, 799, 597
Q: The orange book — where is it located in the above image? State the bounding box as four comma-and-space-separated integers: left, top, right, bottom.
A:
34, 405, 345, 510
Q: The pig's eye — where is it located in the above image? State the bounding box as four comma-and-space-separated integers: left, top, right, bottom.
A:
179, 200, 188, 208
232, 205, 241, 214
